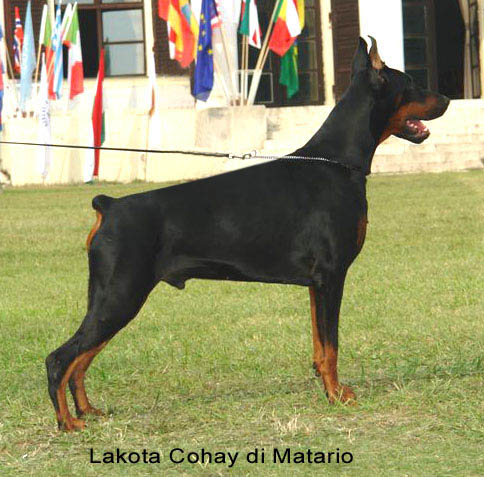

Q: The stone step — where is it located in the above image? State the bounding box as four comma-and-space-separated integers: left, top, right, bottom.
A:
377, 141, 484, 156
373, 151, 483, 173
264, 138, 484, 158
258, 145, 484, 174
268, 128, 484, 148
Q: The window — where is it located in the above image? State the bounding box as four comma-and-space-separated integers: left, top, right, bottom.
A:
468, 0, 481, 98
402, 0, 437, 90
243, 0, 324, 107
65, 0, 145, 77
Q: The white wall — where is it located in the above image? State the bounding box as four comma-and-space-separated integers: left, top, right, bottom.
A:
358, 0, 405, 70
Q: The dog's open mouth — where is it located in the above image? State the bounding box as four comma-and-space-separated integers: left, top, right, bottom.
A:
401, 118, 430, 143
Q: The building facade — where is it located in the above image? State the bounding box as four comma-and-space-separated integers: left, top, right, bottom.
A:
1, 0, 482, 107
1, 0, 483, 185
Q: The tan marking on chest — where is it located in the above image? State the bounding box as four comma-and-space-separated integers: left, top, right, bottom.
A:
86, 211, 102, 250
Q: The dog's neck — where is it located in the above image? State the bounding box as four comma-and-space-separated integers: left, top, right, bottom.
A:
294, 83, 385, 175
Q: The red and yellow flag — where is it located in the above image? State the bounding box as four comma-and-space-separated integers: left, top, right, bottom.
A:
268, 0, 303, 57
158, 0, 198, 68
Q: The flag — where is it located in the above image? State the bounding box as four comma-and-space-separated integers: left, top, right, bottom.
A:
19, 1, 35, 113
0, 25, 4, 131
280, 42, 298, 98
147, 50, 162, 152
84, 49, 105, 182
63, 3, 84, 99
211, 0, 222, 29
158, 1, 175, 59
158, 0, 170, 19
60, 3, 73, 38
92, 48, 105, 178
296, 0, 305, 30
268, 0, 301, 57
40, 5, 55, 99
52, 4, 63, 99
222, 0, 242, 24
13, 6, 23, 74
147, 50, 157, 118
181, 0, 199, 58
193, 0, 216, 101
37, 54, 51, 180
158, 0, 197, 68
239, 0, 261, 49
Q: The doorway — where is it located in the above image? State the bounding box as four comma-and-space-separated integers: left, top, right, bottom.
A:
402, 0, 481, 98
434, 0, 465, 98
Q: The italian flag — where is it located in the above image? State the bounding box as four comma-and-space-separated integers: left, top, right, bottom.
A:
63, 3, 84, 99
40, 7, 55, 100
239, 0, 261, 48
92, 49, 105, 178
268, 0, 302, 57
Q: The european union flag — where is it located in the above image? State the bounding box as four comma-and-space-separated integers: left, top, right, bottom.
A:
192, 0, 217, 101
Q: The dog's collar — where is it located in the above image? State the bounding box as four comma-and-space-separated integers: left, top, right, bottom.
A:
283, 155, 363, 171
270, 155, 367, 174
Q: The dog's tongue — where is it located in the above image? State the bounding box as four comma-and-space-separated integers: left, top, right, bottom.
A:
406, 119, 428, 134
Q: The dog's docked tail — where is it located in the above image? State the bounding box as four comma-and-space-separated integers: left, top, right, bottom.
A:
86, 195, 115, 250
92, 194, 115, 214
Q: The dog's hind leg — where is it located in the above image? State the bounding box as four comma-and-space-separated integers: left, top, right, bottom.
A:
46, 239, 155, 431
68, 340, 109, 417
309, 274, 356, 404
46, 281, 152, 430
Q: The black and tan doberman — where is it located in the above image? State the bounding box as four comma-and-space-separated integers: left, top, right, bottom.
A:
46, 37, 449, 430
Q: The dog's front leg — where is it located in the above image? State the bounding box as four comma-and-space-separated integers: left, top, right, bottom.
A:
309, 279, 356, 404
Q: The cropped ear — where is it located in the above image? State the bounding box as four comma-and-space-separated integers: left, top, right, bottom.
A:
368, 36, 385, 70
351, 37, 371, 77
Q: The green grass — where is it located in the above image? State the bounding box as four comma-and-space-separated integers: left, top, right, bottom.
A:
0, 171, 483, 476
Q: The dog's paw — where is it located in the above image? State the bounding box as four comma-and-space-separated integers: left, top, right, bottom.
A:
328, 384, 357, 405
312, 361, 322, 377
59, 416, 86, 432
78, 406, 104, 418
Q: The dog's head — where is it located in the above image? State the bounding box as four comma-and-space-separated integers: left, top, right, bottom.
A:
351, 37, 450, 144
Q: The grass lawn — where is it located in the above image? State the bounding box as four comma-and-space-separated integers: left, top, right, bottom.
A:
0, 171, 483, 476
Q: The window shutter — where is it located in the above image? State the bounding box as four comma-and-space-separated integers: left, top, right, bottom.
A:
331, 0, 360, 100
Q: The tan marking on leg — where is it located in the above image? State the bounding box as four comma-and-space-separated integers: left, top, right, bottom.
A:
320, 343, 356, 405
309, 287, 324, 371
86, 211, 102, 251
56, 356, 86, 431
70, 341, 108, 417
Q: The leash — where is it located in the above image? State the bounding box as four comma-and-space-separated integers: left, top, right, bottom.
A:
0, 140, 363, 173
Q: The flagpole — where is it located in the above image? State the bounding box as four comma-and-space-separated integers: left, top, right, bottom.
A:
3, 36, 20, 110
61, 3, 73, 41
3, 37, 16, 82
218, 26, 238, 105
240, 35, 248, 105
145, 47, 155, 182
34, 5, 47, 87
247, 0, 280, 105
213, 56, 231, 104
240, 37, 244, 105
212, 1, 238, 105
246, 37, 250, 104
